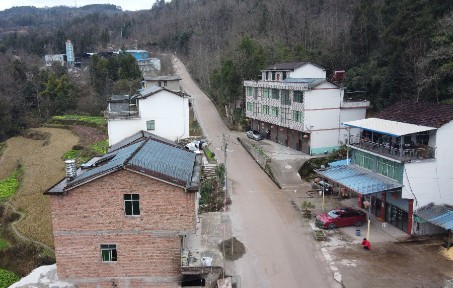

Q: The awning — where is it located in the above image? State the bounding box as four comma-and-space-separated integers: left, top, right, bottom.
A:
415, 204, 453, 230
328, 159, 350, 167
342, 118, 436, 137
315, 164, 402, 195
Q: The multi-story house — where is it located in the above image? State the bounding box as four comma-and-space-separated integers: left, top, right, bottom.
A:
106, 85, 190, 146
316, 101, 453, 235
244, 62, 369, 155
45, 133, 202, 287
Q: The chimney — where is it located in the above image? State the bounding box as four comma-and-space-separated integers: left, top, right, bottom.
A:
65, 159, 77, 180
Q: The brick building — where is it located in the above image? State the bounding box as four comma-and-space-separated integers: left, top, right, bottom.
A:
46, 132, 201, 287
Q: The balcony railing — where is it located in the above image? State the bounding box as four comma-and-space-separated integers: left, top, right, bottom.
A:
349, 139, 435, 162
104, 110, 140, 119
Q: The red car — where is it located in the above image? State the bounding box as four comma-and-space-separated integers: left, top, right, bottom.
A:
315, 207, 366, 229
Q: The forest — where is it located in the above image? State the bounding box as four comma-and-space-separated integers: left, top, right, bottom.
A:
0, 0, 452, 141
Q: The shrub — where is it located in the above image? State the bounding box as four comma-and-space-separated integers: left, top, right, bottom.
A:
0, 238, 9, 250
0, 269, 20, 287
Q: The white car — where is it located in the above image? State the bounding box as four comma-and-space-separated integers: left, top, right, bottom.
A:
185, 140, 206, 154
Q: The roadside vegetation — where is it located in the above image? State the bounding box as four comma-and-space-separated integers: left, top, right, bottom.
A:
199, 164, 228, 213
298, 146, 347, 182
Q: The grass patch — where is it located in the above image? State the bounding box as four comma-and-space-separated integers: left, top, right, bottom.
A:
0, 165, 23, 201
90, 139, 108, 155
51, 114, 106, 127
0, 238, 9, 250
64, 140, 108, 164
204, 147, 216, 163
0, 268, 20, 287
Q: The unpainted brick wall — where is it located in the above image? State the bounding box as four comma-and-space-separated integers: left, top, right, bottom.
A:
49, 169, 197, 284
50, 169, 196, 232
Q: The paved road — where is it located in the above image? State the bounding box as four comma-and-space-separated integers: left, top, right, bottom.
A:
174, 57, 339, 288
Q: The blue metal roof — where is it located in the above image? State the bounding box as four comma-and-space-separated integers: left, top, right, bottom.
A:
282, 78, 327, 88
328, 159, 350, 167
315, 164, 402, 195
415, 205, 453, 230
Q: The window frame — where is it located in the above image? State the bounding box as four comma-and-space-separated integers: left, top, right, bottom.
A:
271, 89, 279, 100
262, 88, 270, 98
271, 106, 279, 117
262, 105, 270, 115
101, 244, 117, 262
293, 91, 303, 103
124, 194, 140, 216
146, 120, 155, 131
246, 102, 253, 112
293, 110, 303, 123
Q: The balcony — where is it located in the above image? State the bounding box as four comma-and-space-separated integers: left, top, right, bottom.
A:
349, 138, 435, 163
104, 109, 140, 119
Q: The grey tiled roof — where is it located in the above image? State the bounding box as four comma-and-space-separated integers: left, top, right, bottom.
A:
47, 135, 201, 193
108, 131, 175, 152
264, 62, 325, 71
264, 62, 307, 70
144, 75, 182, 81
135, 85, 188, 99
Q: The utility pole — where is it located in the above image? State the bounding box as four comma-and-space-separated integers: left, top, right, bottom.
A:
223, 134, 229, 201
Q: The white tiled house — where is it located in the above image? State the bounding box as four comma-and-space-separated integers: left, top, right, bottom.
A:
106, 85, 190, 146
244, 62, 369, 155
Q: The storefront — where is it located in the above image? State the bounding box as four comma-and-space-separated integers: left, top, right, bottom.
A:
315, 164, 415, 234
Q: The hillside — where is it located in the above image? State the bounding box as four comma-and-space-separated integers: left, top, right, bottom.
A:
0, 0, 452, 140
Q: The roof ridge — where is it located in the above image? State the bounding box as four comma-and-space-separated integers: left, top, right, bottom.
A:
124, 137, 149, 166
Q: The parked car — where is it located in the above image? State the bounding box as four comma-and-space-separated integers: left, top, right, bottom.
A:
246, 130, 263, 141
315, 207, 366, 229
185, 140, 206, 154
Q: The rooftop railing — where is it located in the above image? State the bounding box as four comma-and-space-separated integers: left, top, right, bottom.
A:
349, 138, 435, 162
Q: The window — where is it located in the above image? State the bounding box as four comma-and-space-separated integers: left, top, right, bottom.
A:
271, 89, 279, 100
124, 194, 140, 216
271, 106, 279, 117
262, 105, 270, 115
101, 244, 117, 262
158, 81, 162, 87
281, 90, 290, 105
272, 71, 276, 80
266, 72, 269, 80
146, 120, 155, 131
282, 71, 287, 80
247, 102, 253, 112
281, 107, 290, 125
377, 159, 397, 179
293, 110, 303, 123
293, 91, 303, 103
247, 87, 254, 97
262, 88, 270, 98
164, 80, 167, 87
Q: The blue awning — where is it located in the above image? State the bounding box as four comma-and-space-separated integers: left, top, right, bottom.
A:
315, 164, 402, 195
328, 159, 350, 167
415, 205, 453, 230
